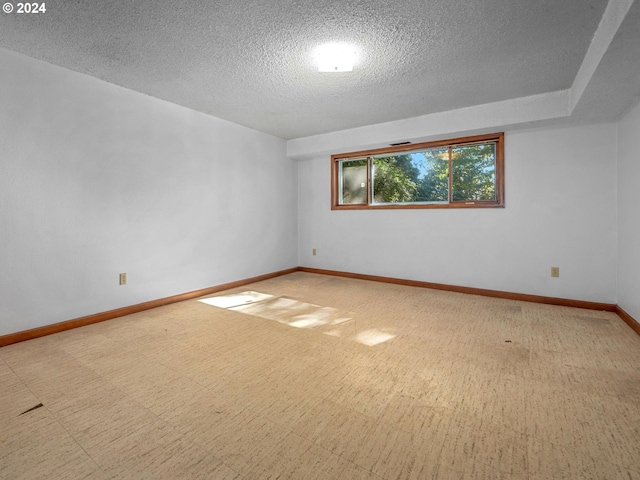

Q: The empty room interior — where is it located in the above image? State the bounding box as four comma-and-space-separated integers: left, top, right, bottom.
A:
1, 1, 640, 479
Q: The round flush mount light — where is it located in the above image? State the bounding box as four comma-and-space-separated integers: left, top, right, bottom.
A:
315, 43, 357, 72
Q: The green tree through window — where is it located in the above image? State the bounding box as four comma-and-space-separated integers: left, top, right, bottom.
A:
451, 144, 496, 201
332, 133, 503, 209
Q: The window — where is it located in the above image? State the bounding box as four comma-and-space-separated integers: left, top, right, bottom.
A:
332, 133, 504, 209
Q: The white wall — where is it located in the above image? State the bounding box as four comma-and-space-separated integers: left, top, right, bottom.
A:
0, 49, 298, 337
298, 122, 618, 303
1, 48, 632, 338
617, 99, 640, 322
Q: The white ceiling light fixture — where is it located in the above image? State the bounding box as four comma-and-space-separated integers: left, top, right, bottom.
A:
315, 43, 357, 72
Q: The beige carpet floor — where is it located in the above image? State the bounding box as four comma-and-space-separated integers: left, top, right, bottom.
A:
1, 271, 639, 479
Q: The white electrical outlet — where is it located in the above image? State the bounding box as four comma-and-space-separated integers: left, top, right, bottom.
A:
119, 273, 127, 285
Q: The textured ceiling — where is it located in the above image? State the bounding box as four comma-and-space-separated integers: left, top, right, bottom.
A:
1, 0, 637, 139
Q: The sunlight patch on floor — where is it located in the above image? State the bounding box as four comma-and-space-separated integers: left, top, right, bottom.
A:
198, 291, 273, 309
353, 329, 397, 346
198, 291, 395, 346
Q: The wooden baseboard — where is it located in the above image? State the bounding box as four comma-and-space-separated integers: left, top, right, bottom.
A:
298, 267, 617, 312
0, 267, 298, 347
2, 266, 636, 347
615, 305, 640, 336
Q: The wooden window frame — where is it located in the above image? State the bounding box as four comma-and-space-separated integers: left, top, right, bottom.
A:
331, 133, 504, 210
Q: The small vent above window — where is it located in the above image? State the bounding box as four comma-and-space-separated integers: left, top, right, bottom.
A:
389, 141, 412, 146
